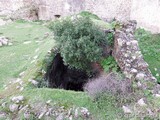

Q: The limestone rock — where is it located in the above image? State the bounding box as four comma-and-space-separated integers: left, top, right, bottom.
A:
24, 112, 31, 119
9, 104, 19, 112
80, 107, 90, 117
11, 96, 25, 103
136, 73, 145, 80
28, 79, 38, 86
122, 106, 132, 114
130, 68, 138, 74
137, 98, 147, 106
56, 113, 64, 120
154, 94, 160, 98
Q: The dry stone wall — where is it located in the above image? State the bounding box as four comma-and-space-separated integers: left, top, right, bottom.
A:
112, 21, 156, 83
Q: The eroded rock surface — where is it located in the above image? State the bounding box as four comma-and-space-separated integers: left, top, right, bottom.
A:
113, 21, 156, 84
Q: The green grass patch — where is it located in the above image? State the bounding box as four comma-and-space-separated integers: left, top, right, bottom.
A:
0, 21, 55, 91
19, 88, 124, 120
135, 28, 160, 82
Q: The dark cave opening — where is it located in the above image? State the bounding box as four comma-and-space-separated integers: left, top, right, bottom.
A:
45, 53, 91, 91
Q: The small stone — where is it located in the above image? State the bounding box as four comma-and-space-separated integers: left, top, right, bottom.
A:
20, 105, 29, 112
1, 102, 6, 108
125, 64, 131, 67
20, 87, 24, 91
28, 79, 38, 86
122, 106, 132, 114
33, 55, 38, 59
11, 96, 24, 103
2, 40, 8, 45
131, 40, 138, 46
35, 48, 40, 53
137, 98, 147, 106
31, 60, 36, 63
56, 113, 64, 120
9, 104, 19, 112
45, 111, 50, 116
46, 100, 52, 104
126, 42, 131, 46
137, 81, 142, 88
8, 43, 13, 46
156, 73, 159, 77
136, 73, 145, 80
38, 112, 45, 119
23, 41, 31, 44
154, 94, 160, 98
14, 78, 22, 83
74, 108, 79, 118
69, 115, 73, 120
132, 56, 136, 60
154, 68, 158, 71
19, 71, 25, 77
0, 112, 6, 118
4, 87, 8, 90
124, 53, 129, 58
117, 38, 123, 47
24, 112, 31, 119
131, 68, 138, 74
16, 86, 21, 89
80, 107, 90, 117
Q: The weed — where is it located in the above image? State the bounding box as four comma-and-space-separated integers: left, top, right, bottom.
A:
100, 56, 119, 72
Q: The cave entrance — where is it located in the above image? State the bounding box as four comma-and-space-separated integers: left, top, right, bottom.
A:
45, 53, 90, 91
54, 15, 61, 19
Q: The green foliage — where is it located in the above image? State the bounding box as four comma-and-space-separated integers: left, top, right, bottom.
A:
79, 11, 101, 20
135, 28, 160, 83
106, 32, 114, 46
49, 17, 108, 70
135, 28, 151, 41
100, 56, 119, 73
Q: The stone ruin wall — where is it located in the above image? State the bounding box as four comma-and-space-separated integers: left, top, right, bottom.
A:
0, 0, 131, 21
112, 21, 157, 87
1, 0, 160, 33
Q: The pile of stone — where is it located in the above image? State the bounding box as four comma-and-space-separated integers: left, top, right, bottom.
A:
0, 36, 12, 47
0, 96, 91, 120
112, 20, 156, 89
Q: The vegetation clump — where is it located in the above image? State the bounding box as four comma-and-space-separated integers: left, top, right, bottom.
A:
49, 17, 109, 71
78, 11, 101, 20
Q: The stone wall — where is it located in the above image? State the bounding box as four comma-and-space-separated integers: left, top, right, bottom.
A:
85, 0, 131, 21
0, 0, 131, 21
0, 0, 160, 33
112, 21, 156, 84
0, 0, 24, 15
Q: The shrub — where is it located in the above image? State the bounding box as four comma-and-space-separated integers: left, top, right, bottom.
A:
84, 72, 132, 99
78, 11, 101, 20
100, 56, 119, 73
49, 17, 108, 71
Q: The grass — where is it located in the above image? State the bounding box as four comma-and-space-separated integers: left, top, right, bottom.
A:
135, 28, 160, 82
19, 88, 124, 120
0, 20, 55, 91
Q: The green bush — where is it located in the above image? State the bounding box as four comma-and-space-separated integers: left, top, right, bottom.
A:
78, 11, 101, 20
100, 56, 119, 73
49, 17, 108, 71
